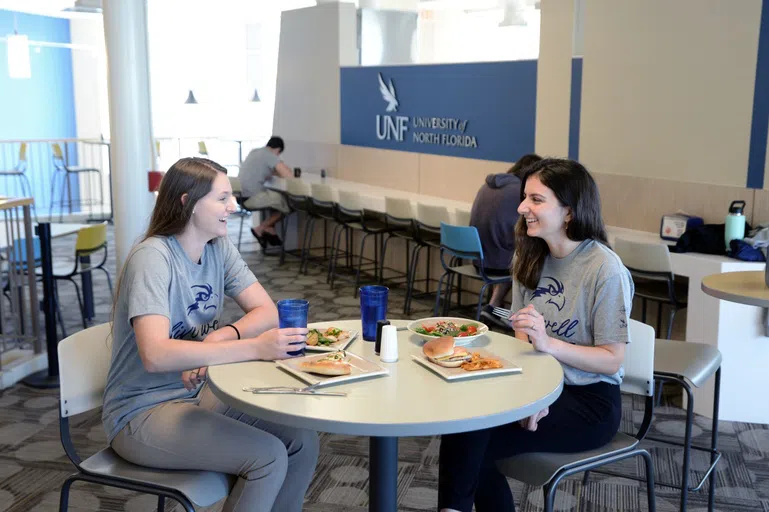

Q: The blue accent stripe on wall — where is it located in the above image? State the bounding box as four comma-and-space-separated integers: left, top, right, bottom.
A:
747, 0, 769, 189
568, 58, 583, 161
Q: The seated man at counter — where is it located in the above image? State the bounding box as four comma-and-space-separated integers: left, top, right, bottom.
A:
470, 153, 542, 327
240, 136, 294, 248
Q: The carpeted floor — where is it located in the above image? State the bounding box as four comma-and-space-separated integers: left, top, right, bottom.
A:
0, 221, 767, 511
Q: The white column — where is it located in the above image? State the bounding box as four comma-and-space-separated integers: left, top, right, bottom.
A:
102, 0, 156, 270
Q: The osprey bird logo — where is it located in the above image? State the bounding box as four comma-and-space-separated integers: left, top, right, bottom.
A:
378, 73, 398, 112
532, 277, 566, 312
186, 284, 218, 315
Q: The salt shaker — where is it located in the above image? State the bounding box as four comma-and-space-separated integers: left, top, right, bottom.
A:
379, 325, 399, 363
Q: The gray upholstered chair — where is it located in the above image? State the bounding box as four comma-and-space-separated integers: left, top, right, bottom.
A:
496, 319, 657, 512
58, 323, 234, 511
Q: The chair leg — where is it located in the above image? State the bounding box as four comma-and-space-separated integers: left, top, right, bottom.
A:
238, 213, 245, 251
279, 211, 291, 265
433, 271, 448, 316
380, 234, 393, 283
641, 449, 657, 512
59, 474, 78, 512
543, 480, 557, 512
353, 233, 373, 297
679, 380, 696, 512
300, 216, 317, 274
52, 282, 68, 339
476, 283, 489, 321
67, 278, 88, 329
641, 297, 647, 323
327, 223, 345, 286
656, 302, 663, 339
157, 495, 165, 511
667, 306, 677, 340
708, 368, 721, 512
404, 244, 422, 315
100, 268, 114, 298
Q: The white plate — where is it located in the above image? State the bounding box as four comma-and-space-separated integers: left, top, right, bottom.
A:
276, 351, 389, 388
305, 328, 359, 352
412, 348, 522, 381
407, 317, 489, 346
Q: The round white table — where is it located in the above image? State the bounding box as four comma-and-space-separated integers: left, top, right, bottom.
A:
207, 319, 564, 512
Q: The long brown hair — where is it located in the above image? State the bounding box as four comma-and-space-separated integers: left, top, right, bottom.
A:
110, 157, 228, 328
513, 158, 608, 289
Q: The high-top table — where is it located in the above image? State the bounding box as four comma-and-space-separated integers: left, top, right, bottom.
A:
208, 319, 564, 512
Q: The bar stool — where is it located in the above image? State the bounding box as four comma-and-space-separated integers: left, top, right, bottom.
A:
301, 183, 337, 274
403, 203, 449, 315
228, 176, 253, 251
614, 238, 687, 340
650, 339, 721, 512
0, 143, 36, 220
328, 190, 392, 295
50, 143, 104, 222
279, 179, 312, 266
379, 197, 415, 298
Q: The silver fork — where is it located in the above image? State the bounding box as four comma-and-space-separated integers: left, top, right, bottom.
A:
492, 307, 512, 319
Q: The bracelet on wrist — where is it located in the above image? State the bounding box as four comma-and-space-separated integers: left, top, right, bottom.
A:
225, 323, 241, 340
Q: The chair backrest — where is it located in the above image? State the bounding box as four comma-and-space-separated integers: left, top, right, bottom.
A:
337, 190, 362, 212
76, 222, 108, 256
621, 319, 655, 397
614, 238, 673, 274
416, 203, 451, 227
385, 197, 414, 220
198, 141, 209, 156
311, 183, 336, 203
440, 222, 484, 261
454, 209, 471, 226
286, 179, 311, 196
58, 322, 113, 417
51, 142, 64, 159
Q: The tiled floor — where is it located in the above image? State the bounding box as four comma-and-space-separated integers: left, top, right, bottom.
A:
0, 222, 766, 511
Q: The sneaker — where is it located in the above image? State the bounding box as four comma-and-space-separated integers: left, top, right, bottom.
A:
480, 305, 512, 330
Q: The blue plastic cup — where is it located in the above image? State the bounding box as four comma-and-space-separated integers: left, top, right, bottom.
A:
359, 286, 389, 341
277, 299, 309, 356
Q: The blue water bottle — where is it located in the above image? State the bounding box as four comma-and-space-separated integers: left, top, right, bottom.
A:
724, 200, 746, 251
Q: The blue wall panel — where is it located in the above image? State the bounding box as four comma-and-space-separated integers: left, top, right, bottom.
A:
0, 10, 76, 139
341, 61, 537, 162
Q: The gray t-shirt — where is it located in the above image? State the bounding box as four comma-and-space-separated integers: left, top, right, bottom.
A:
512, 239, 634, 387
239, 147, 280, 197
102, 235, 257, 442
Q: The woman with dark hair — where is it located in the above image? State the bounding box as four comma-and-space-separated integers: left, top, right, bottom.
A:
438, 158, 634, 512
102, 157, 318, 512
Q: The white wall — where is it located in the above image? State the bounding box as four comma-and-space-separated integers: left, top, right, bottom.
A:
534, 0, 574, 158
273, 3, 358, 145
578, 0, 762, 187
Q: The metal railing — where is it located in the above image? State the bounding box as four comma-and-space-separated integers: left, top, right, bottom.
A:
0, 197, 41, 368
155, 136, 269, 175
0, 138, 111, 222
0, 136, 270, 224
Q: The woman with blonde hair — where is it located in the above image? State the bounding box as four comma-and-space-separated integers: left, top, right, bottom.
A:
102, 157, 318, 512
